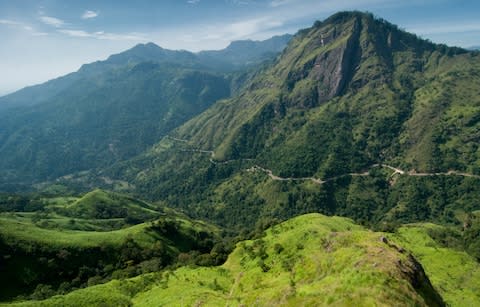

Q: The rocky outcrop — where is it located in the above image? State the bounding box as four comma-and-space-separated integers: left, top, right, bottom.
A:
398, 254, 445, 307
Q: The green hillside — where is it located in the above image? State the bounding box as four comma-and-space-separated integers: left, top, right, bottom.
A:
390, 224, 480, 305
8, 213, 480, 306
0, 63, 231, 187
0, 36, 293, 190
0, 190, 220, 301
56, 189, 160, 222
98, 12, 480, 233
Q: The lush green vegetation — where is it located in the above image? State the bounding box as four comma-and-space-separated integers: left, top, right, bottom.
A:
0, 190, 222, 301
0, 63, 231, 187
3, 214, 449, 306
1, 11, 480, 306
88, 12, 480, 235
0, 37, 294, 189
390, 224, 480, 305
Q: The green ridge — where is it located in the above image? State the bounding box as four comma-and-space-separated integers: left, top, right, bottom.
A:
4, 214, 454, 306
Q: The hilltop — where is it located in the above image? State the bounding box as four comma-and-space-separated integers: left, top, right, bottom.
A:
0, 190, 221, 301
7, 213, 480, 306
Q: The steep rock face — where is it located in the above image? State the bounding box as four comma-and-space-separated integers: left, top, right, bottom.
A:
284, 19, 360, 103
403, 254, 445, 306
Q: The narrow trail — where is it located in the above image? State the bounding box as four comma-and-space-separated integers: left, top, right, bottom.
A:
166, 136, 480, 184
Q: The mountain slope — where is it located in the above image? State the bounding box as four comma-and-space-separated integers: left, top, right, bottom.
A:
0, 63, 230, 186
0, 43, 199, 112
173, 11, 475, 176
0, 35, 292, 189
100, 12, 480, 231
0, 36, 292, 112
0, 190, 219, 300
3, 214, 451, 306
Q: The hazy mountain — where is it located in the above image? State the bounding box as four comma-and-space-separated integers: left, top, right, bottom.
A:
0, 36, 293, 188
0, 36, 292, 112
197, 34, 293, 70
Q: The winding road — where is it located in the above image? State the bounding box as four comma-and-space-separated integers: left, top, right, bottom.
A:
166, 136, 480, 184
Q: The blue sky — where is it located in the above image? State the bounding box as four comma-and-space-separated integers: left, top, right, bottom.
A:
1, 0, 479, 95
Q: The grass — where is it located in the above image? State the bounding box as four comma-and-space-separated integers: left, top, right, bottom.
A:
0, 214, 156, 249
5, 213, 447, 306
389, 224, 480, 306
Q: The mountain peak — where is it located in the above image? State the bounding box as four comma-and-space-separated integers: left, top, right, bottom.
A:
132, 42, 163, 51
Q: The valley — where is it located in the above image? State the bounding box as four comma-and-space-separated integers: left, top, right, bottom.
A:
1, 10, 480, 306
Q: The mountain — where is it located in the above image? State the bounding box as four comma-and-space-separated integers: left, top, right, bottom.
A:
0, 63, 230, 186
468, 46, 480, 51
0, 36, 292, 189
0, 37, 292, 112
96, 11, 480, 233
0, 44, 197, 113
197, 34, 293, 70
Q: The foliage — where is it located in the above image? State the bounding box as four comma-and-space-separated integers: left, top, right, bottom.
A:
3, 214, 450, 306
0, 190, 219, 301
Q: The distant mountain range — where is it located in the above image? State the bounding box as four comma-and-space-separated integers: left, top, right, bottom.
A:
0, 34, 293, 112
0, 35, 292, 187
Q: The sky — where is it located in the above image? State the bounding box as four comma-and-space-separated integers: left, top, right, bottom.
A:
1, 0, 479, 96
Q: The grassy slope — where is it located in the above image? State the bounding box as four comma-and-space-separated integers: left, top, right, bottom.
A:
6, 213, 453, 307
0, 190, 221, 301
0, 189, 219, 250
0, 214, 155, 249
60, 189, 161, 220
389, 224, 480, 305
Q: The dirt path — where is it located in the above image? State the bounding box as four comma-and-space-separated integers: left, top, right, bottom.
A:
167, 136, 480, 183
250, 163, 480, 185
226, 272, 244, 303
248, 165, 325, 184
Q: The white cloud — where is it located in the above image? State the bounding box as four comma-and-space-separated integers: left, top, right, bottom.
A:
269, 0, 294, 7
225, 17, 283, 39
58, 29, 90, 37
82, 10, 99, 19
58, 29, 147, 41
0, 19, 47, 36
40, 16, 65, 27
187, 0, 200, 4
227, 0, 253, 5
0, 19, 22, 26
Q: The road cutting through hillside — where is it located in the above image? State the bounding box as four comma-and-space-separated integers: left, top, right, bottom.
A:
167, 136, 480, 184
